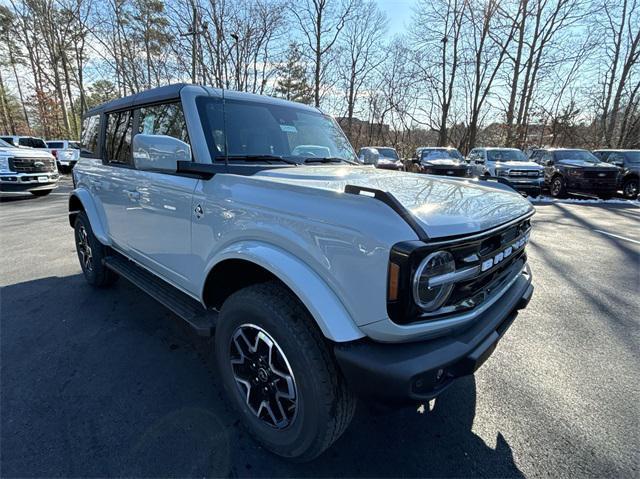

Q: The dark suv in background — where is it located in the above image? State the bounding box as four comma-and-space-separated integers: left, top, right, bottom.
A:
592, 149, 639, 199
407, 147, 471, 177
537, 148, 619, 198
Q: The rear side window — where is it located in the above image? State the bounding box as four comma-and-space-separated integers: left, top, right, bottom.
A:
47, 142, 64, 149
138, 103, 189, 144
80, 115, 100, 157
105, 110, 134, 165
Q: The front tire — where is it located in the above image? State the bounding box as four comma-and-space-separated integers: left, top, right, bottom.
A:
215, 282, 356, 461
74, 212, 118, 287
622, 178, 639, 199
550, 176, 567, 198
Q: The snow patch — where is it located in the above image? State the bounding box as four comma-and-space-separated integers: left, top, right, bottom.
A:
530, 195, 640, 206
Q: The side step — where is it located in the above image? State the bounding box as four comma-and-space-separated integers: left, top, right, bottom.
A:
103, 254, 216, 337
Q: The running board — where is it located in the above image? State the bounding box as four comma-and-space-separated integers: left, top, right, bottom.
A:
103, 254, 216, 337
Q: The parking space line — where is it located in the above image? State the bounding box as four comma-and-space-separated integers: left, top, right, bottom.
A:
593, 229, 640, 245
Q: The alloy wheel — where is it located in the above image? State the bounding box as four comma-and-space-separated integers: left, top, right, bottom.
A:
624, 180, 638, 198
77, 225, 93, 272
552, 178, 562, 196
229, 324, 297, 429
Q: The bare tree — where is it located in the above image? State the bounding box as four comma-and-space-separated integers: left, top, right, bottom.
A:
291, 0, 354, 107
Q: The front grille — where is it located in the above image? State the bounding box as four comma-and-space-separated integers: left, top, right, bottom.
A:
508, 170, 539, 178
8, 157, 56, 173
426, 167, 468, 177
390, 215, 532, 325
583, 169, 617, 179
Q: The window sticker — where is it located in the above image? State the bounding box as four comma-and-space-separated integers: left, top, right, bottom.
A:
280, 124, 298, 133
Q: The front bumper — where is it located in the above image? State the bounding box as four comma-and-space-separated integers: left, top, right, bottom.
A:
503, 177, 543, 194
376, 162, 404, 171
0, 173, 59, 192
566, 178, 617, 193
334, 266, 533, 404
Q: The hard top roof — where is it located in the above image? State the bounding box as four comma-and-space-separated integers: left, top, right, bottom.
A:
84, 83, 321, 117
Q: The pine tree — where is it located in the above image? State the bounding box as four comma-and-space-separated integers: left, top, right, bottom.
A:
275, 43, 313, 105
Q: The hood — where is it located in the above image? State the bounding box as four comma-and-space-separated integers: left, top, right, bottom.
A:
494, 160, 542, 170
0, 146, 54, 159
558, 159, 616, 169
255, 166, 533, 239
421, 158, 465, 166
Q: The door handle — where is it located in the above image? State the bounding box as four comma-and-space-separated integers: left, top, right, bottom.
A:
124, 189, 141, 201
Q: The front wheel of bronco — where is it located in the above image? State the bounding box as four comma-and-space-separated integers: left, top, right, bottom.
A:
74, 212, 118, 287
215, 282, 356, 461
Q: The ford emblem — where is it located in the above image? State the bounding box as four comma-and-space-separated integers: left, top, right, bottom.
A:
598, 173, 606, 177
34, 161, 44, 168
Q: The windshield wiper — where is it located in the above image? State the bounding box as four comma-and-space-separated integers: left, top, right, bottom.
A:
216, 155, 298, 165
303, 157, 357, 165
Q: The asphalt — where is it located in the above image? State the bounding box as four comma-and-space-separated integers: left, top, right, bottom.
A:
1, 177, 639, 478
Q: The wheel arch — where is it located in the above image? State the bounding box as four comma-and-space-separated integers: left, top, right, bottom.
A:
201, 242, 364, 343
68, 188, 110, 245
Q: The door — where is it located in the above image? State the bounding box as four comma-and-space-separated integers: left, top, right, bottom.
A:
120, 102, 199, 291
99, 109, 138, 248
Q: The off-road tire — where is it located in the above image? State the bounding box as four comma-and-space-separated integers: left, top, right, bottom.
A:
74, 211, 119, 287
214, 281, 356, 461
550, 175, 567, 198
31, 189, 52, 197
622, 177, 638, 199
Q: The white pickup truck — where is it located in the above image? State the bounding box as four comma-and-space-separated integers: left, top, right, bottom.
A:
1, 135, 80, 173
0, 138, 58, 196
69, 84, 535, 461
45, 140, 81, 172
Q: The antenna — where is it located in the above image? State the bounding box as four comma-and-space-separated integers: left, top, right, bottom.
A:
221, 87, 229, 169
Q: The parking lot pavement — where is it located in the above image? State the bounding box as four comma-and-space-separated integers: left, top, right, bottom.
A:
1, 177, 639, 478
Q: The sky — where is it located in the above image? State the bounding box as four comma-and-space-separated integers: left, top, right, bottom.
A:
376, 0, 415, 37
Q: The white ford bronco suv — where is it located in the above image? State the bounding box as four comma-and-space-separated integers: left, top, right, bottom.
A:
69, 84, 534, 461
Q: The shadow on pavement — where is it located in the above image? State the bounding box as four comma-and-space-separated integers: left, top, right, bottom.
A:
1, 274, 523, 478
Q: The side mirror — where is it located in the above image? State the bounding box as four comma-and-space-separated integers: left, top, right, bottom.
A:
133, 134, 191, 173
360, 147, 380, 165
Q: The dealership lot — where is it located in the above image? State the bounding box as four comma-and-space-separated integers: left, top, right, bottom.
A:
1, 177, 638, 478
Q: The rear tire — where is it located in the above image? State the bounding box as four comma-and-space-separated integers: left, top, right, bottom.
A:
214, 281, 356, 461
550, 176, 567, 198
74, 211, 119, 287
31, 189, 52, 197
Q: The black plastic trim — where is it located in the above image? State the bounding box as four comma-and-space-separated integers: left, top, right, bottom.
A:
344, 184, 429, 240
176, 161, 297, 179
334, 271, 533, 405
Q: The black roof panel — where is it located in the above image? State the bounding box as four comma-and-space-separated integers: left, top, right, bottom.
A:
84, 83, 189, 117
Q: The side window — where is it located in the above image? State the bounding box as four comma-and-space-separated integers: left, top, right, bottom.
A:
80, 115, 100, 158
138, 103, 190, 145
609, 153, 624, 165
105, 110, 134, 165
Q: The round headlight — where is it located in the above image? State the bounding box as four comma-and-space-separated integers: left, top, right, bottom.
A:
412, 250, 455, 311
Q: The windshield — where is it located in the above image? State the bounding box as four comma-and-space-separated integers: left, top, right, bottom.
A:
421, 149, 463, 161
623, 151, 640, 164
197, 97, 357, 164
376, 147, 399, 160
487, 149, 527, 162
554, 150, 599, 163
